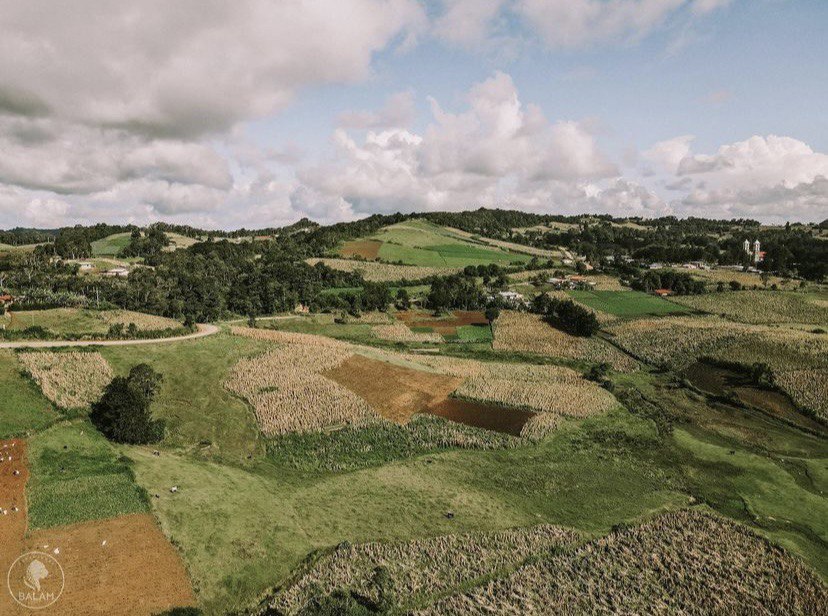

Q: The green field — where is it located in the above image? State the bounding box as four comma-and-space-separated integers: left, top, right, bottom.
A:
100, 333, 272, 463
91, 232, 133, 256
568, 290, 689, 317
0, 351, 59, 438
27, 420, 149, 529
351, 220, 531, 267
457, 324, 494, 342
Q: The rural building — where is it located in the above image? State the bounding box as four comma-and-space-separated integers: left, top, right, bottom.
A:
548, 275, 596, 291
0, 293, 13, 306
103, 267, 130, 278
654, 288, 673, 297
497, 290, 526, 307
77, 262, 94, 271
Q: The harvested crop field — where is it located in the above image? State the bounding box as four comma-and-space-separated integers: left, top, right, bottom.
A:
421, 510, 828, 615
324, 354, 462, 424
225, 332, 376, 434
396, 310, 488, 336
19, 351, 113, 410
671, 290, 828, 325
267, 524, 580, 614
428, 399, 534, 436
340, 239, 382, 259
373, 323, 443, 343
493, 311, 637, 371
0, 440, 28, 616
19, 514, 195, 616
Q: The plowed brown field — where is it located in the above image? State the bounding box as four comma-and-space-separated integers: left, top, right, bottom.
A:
396, 310, 487, 336
0, 439, 195, 616
341, 239, 382, 259
324, 354, 462, 423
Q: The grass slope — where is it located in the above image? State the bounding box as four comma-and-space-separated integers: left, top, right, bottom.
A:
567, 290, 689, 317
27, 420, 149, 529
0, 351, 59, 438
100, 333, 273, 463
347, 220, 531, 267
125, 408, 688, 615
91, 232, 133, 256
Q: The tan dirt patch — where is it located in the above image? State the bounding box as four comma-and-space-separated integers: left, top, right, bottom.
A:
341, 240, 382, 260
17, 513, 196, 616
0, 438, 195, 615
324, 354, 463, 424
0, 439, 28, 615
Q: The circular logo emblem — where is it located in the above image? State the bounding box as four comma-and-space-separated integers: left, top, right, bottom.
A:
7, 552, 64, 610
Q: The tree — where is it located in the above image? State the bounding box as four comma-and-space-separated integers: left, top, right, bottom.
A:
395, 288, 410, 310
484, 306, 500, 325
90, 364, 164, 444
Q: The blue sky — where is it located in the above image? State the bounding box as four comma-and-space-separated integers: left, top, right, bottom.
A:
0, 0, 826, 228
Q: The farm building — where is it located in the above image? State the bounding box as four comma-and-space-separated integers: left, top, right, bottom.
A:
77, 262, 94, 271
497, 290, 526, 307
103, 267, 130, 278
654, 289, 673, 297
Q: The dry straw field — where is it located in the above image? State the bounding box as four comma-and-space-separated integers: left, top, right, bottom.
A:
671, 291, 828, 325
372, 323, 443, 343
19, 351, 113, 410
306, 258, 459, 282
268, 525, 581, 614
493, 311, 637, 371
421, 510, 828, 615
608, 316, 828, 420
227, 327, 377, 434
230, 326, 619, 438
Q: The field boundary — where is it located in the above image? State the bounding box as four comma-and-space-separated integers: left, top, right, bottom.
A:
0, 323, 219, 349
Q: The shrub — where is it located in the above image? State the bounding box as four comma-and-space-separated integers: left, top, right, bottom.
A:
533, 295, 599, 337
90, 364, 165, 444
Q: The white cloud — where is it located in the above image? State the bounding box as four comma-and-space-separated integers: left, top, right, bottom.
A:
643, 135, 696, 175
0, 0, 425, 137
294, 72, 667, 219
516, 0, 685, 49
434, 0, 507, 48
665, 135, 828, 222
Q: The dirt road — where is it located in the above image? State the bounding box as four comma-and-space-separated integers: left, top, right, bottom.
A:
0, 324, 219, 349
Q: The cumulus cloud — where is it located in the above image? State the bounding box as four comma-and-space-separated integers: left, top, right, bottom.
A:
433, 0, 507, 48
659, 135, 828, 222
337, 92, 417, 130
0, 0, 425, 137
294, 72, 669, 218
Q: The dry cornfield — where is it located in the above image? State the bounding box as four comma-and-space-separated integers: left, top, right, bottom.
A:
305, 258, 459, 282
19, 351, 113, 410
671, 291, 828, 325
493, 311, 637, 371
770, 369, 828, 420
98, 309, 182, 331
267, 525, 581, 614
372, 323, 443, 343
420, 510, 828, 615
686, 267, 792, 290
225, 341, 377, 435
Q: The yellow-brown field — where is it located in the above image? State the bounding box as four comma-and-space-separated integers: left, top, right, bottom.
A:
306, 258, 459, 282
18, 351, 113, 410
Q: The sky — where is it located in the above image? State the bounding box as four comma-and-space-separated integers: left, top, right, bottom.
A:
0, 0, 826, 229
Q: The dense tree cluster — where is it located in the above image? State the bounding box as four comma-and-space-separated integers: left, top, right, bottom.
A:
628, 270, 706, 295
531, 294, 599, 337
90, 364, 165, 444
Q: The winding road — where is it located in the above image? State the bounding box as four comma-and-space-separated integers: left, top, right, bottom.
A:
0, 323, 220, 349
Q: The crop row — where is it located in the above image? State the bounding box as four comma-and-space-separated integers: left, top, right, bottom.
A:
18, 351, 113, 410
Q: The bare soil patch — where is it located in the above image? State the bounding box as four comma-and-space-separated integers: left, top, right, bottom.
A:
0, 439, 28, 615
396, 310, 487, 336
22, 513, 196, 615
341, 240, 382, 260
324, 354, 462, 423
427, 399, 535, 436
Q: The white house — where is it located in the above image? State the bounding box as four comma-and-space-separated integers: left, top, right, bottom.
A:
498, 290, 525, 307
77, 262, 94, 271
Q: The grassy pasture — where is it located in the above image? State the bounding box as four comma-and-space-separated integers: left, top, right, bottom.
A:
0, 350, 58, 438
457, 324, 493, 342
27, 420, 149, 529
125, 408, 689, 615
349, 220, 531, 267
5, 307, 181, 336
91, 232, 132, 256
100, 333, 273, 463
567, 290, 689, 317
